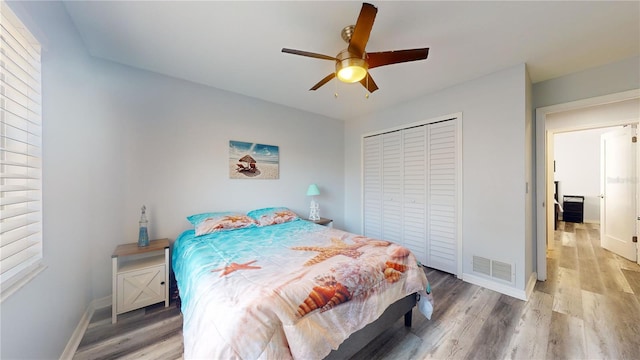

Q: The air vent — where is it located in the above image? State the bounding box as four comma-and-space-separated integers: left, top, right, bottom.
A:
473, 256, 514, 284
491, 260, 513, 283
473, 256, 491, 276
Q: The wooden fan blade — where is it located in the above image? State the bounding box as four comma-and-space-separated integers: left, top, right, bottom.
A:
282, 48, 337, 61
310, 73, 336, 91
348, 3, 377, 57
360, 73, 379, 93
367, 48, 429, 69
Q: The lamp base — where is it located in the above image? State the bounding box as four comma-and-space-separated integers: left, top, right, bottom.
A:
309, 199, 320, 221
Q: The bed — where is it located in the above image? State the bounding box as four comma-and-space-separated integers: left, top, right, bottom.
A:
172, 208, 432, 359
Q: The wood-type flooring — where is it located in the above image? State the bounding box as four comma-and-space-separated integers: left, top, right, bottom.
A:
73, 221, 640, 359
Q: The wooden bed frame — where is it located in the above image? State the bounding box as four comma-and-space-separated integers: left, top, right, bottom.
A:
325, 293, 417, 359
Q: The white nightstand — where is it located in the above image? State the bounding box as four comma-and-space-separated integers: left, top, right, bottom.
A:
111, 238, 170, 323
312, 217, 333, 228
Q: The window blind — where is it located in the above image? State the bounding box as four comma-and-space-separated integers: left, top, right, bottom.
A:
1, 0, 43, 300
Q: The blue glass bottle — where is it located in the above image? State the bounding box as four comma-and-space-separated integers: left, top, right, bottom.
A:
138, 205, 149, 247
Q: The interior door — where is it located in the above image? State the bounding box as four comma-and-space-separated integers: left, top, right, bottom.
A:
363, 136, 383, 239
637, 126, 640, 266
382, 131, 403, 244
600, 126, 637, 261
402, 126, 427, 264
426, 121, 458, 274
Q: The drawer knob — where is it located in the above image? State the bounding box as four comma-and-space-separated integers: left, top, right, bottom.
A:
160, 281, 165, 285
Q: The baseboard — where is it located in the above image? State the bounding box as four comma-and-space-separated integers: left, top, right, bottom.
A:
93, 295, 112, 309
59, 295, 111, 360
525, 272, 538, 300
462, 273, 528, 301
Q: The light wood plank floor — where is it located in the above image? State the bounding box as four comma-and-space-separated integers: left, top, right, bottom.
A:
74, 222, 640, 359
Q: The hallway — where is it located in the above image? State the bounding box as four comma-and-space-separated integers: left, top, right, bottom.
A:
536, 221, 640, 358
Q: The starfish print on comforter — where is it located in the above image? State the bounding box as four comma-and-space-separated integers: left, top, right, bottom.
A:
291, 237, 365, 266
212, 260, 261, 277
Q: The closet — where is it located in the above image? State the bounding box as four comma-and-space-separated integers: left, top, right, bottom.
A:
362, 117, 460, 275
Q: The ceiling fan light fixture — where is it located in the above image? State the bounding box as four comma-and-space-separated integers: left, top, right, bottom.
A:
282, 3, 427, 93
336, 57, 368, 83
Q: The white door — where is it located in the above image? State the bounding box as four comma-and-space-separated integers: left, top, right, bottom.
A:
600, 126, 637, 261
382, 131, 403, 244
403, 126, 427, 263
637, 126, 640, 266
363, 136, 383, 239
426, 121, 458, 274
362, 117, 460, 275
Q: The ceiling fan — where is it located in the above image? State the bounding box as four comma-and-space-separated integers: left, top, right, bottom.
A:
282, 2, 429, 93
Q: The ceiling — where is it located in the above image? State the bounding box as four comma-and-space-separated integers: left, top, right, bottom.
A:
62, 1, 639, 121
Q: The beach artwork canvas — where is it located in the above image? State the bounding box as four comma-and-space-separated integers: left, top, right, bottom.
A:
229, 140, 280, 179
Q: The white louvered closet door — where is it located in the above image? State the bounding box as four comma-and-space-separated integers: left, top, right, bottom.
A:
427, 121, 458, 274
362, 118, 459, 275
402, 126, 427, 263
381, 131, 403, 244
363, 136, 382, 239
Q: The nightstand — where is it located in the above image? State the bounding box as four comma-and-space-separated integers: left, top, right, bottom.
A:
112, 238, 170, 323
312, 217, 333, 228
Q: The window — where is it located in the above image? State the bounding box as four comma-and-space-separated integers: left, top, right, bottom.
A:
1, 0, 44, 301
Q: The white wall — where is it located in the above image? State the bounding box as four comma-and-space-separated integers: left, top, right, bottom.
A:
344, 64, 530, 294
533, 56, 640, 109
90, 59, 345, 300
1, 1, 344, 358
2, 1, 118, 358
554, 127, 623, 223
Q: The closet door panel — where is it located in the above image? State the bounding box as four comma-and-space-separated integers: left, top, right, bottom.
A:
363, 136, 382, 239
382, 131, 402, 244
402, 126, 427, 264
427, 121, 457, 274
362, 117, 459, 275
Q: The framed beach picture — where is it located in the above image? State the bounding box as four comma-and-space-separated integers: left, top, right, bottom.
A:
229, 140, 280, 179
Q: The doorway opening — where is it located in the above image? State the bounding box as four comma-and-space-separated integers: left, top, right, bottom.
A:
535, 89, 640, 281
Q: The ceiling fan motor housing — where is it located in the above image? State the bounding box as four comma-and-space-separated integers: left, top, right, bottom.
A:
341, 25, 356, 43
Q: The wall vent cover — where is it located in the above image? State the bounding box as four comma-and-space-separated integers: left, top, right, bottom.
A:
491, 260, 513, 283
472, 256, 514, 284
472, 256, 491, 276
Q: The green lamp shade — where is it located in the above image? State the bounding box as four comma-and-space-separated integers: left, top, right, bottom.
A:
306, 184, 320, 196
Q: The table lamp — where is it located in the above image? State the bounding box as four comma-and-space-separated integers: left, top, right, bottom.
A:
306, 184, 320, 221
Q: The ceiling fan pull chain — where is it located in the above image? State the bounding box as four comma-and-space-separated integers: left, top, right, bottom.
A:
334, 75, 339, 98
365, 74, 370, 99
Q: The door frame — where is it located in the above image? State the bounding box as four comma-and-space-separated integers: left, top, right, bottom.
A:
535, 89, 640, 280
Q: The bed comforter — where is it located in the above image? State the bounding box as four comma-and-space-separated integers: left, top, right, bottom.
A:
173, 219, 430, 359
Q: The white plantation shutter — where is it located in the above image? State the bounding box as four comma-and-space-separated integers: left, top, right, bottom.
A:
1, 0, 44, 300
